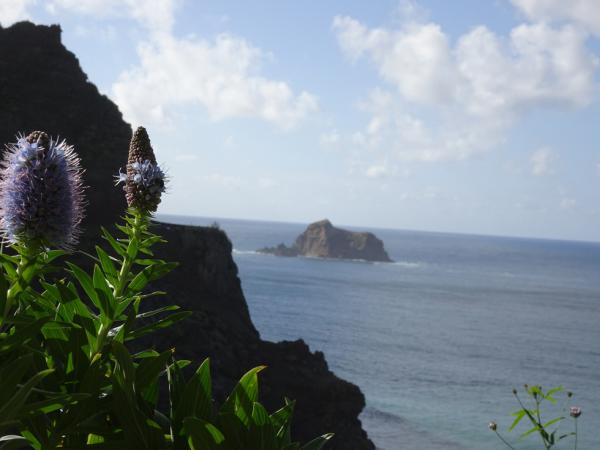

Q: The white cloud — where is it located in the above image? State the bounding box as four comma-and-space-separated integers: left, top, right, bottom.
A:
351, 87, 506, 162
320, 129, 340, 146
174, 153, 198, 162
258, 177, 278, 189
333, 16, 458, 105
334, 16, 597, 116
511, 0, 600, 36
224, 135, 235, 147
204, 173, 242, 190
365, 165, 389, 178
0, 0, 36, 26
6, 0, 317, 130
530, 147, 555, 175
560, 197, 577, 209
112, 33, 318, 129
558, 187, 577, 209
332, 13, 598, 164
74, 24, 118, 41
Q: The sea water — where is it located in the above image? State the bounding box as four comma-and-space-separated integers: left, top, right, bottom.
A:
158, 215, 600, 450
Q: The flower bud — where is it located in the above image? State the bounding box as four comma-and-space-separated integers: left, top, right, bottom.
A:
117, 127, 165, 213
488, 421, 497, 431
0, 131, 85, 249
570, 406, 581, 418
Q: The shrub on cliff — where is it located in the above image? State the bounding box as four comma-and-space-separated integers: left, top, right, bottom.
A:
0, 127, 332, 449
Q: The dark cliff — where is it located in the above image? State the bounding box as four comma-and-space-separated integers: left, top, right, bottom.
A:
0, 22, 374, 449
260, 219, 393, 262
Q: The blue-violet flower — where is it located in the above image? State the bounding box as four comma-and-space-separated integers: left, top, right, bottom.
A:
0, 131, 85, 249
117, 127, 165, 213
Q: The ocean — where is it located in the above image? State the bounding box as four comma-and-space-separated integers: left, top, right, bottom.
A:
158, 215, 600, 450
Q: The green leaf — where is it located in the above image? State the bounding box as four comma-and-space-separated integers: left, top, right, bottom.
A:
167, 358, 186, 428
184, 417, 224, 450
67, 263, 100, 312
42, 250, 66, 264
521, 424, 541, 438
0, 369, 54, 424
215, 412, 245, 449
0, 354, 35, 404
96, 246, 118, 280
115, 296, 137, 318
111, 341, 136, 386
127, 236, 139, 259
135, 305, 179, 320
127, 262, 178, 293
542, 417, 565, 429
0, 435, 32, 450
126, 311, 192, 341
175, 359, 213, 423
102, 227, 127, 257
544, 386, 563, 404
250, 402, 277, 450
299, 434, 334, 450
282, 444, 300, 450
19, 393, 89, 416
93, 264, 115, 318
0, 317, 49, 354
136, 348, 174, 391
111, 383, 160, 450
509, 410, 526, 431
221, 366, 266, 426
271, 399, 295, 442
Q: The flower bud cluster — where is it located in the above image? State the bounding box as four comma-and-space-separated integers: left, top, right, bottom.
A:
117, 127, 165, 213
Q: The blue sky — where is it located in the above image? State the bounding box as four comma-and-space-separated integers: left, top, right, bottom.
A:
2, 0, 600, 241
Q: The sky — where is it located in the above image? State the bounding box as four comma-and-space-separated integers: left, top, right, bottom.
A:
1, 0, 600, 241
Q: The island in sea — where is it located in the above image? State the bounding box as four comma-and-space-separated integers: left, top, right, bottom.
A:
258, 219, 393, 262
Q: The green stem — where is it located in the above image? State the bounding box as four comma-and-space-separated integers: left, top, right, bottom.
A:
92, 211, 144, 356
535, 395, 551, 450
574, 418, 578, 450
494, 431, 517, 450
1, 246, 40, 328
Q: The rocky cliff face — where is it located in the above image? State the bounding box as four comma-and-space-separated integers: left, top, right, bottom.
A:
260, 219, 393, 262
0, 22, 374, 449
149, 223, 372, 448
0, 22, 129, 232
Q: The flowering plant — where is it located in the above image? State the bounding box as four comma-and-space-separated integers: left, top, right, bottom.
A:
0, 128, 332, 449
490, 385, 581, 450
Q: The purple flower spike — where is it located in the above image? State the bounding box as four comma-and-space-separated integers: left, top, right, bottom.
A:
0, 131, 85, 250
117, 127, 166, 213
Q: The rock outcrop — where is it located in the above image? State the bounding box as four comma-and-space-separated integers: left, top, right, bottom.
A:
259, 219, 393, 262
149, 223, 372, 448
0, 22, 374, 450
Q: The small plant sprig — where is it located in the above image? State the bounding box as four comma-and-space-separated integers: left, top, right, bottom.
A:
490, 385, 581, 450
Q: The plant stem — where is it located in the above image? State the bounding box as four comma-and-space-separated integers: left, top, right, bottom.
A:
494, 431, 517, 450
114, 212, 143, 299
1, 245, 39, 328
92, 211, 144, 356
574, 418, 578, 450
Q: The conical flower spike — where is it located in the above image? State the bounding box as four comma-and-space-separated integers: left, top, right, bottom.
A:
0, 131, 85, 249
118, 126, 166, 213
